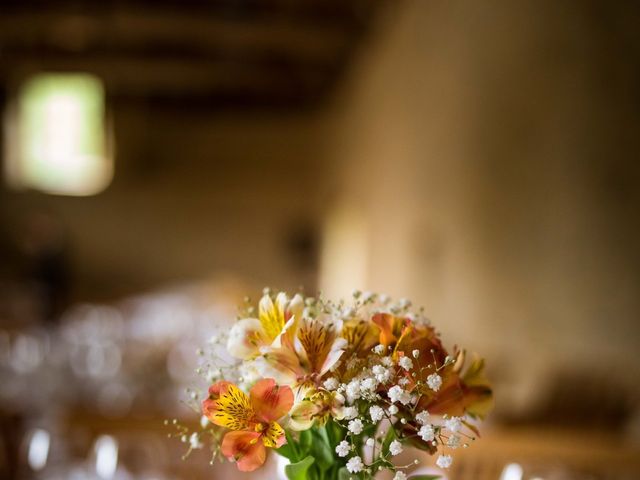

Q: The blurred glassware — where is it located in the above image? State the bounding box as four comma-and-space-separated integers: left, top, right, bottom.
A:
27, 428, 50, 471
94, 435, 118, 479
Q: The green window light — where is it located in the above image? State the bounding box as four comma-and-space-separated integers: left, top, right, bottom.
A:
5, 73, 113, 196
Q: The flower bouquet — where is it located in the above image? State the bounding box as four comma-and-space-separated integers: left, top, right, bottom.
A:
169, 290, 492, 480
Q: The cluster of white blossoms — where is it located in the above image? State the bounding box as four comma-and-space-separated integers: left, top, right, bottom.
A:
327, 335, 478, 478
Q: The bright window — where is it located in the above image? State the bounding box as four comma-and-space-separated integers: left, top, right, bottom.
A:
4, 73, 113, 196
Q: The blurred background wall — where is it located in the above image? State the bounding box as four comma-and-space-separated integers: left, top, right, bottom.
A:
1, 110, 327, 299
320, 0, 640, 419
1, 0, 639, 479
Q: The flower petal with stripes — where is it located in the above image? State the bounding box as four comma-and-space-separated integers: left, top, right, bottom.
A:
261, 421, 286, 448
258, 293, 288, 342
250, 378, 294, 423
202, 381, 254, 431
297, 317, 345, 374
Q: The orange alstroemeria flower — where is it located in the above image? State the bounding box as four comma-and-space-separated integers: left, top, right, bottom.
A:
418, 353, 493, 419
202, 378, 294, 472
372, 313, 446, 364
372, 313, 411, 349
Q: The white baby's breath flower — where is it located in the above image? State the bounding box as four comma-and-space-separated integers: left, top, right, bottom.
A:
335, 440, 350, 457
418, 424, 435, 442
369, 405, 384, 422
415, 410, 430, 425
389, 440, 403, 456
399, 356, 413, 371
189, 433, 203, 449
323, 377, 339, 390
447, 434, 461, 449
388, 385, 412, 405
426, 373, 442, 392
444, 416, 462, 433
412, 349, 420, 359
343, 406, 358, 420
346, 380, 361, 403
388, 405, 399, 415
346, 456, 364, 473
373, 344, 386, 355
436, 454, 453, 469
381, 356, 394, 367
393, 472, 407, 480
348, 418, 364, 435
398, 298, 411, 309
388, 385, 403, 403
398, 377, 410, 387
365, 438, 375, 447
200, 415, 209, 428
372, 365, 391, 383
360, 377, 378, 393
399, 391, 412, 404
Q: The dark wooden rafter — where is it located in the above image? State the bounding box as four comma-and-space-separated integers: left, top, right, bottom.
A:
0, 0, 385, 108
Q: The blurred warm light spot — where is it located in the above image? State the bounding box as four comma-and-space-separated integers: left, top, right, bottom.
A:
500, 462, 524, 480
27, 429, 50, 471
319, 203, 368, 297
4, 73, 113, 196
94, 435, 118, 479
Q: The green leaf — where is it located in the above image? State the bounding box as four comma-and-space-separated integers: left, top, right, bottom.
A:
408, 476, 441, 480
337, 467, 351, 480
285, 456, 315, 480
310, 429, 334, 472
362, 422, 378, 440
381, 427, 397, 456
274, 442, 296, 461
299, 429, 313, 455
316, 424, 331, 446
284, 430, 300, 462
328, 419, 346, 446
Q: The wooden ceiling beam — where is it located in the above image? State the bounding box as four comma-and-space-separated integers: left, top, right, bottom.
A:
0, 0, 374, 28
0, 11, 354, 64
0, 51, 334, 98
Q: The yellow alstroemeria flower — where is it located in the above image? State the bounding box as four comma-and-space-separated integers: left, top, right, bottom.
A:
341, 318, 379, 358
227, 292, 303, 360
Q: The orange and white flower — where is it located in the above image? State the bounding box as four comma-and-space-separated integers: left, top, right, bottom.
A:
202, 378, 293, 472
257, 315, 347, 389
227, 292, 303, 359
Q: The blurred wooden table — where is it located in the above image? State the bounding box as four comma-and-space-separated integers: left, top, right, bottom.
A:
445, 426, 640, 479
